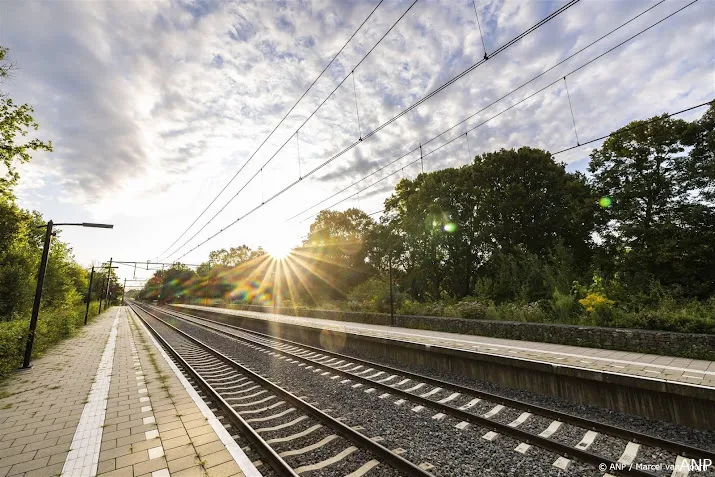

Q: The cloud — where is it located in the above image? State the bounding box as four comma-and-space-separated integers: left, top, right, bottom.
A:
1, 0, 712, 263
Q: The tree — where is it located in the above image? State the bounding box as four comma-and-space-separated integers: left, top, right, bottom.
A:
472, 147, 595, 258
209, 245, 265, 267
684, 102, 715, 202
297, 209, 377, 301
378, 168, 480, 300
1, 47, 53, 198
588, 109, 715, 298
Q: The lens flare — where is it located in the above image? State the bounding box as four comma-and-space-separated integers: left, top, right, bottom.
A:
599, 196, 613, 208
443, 222, 457, 233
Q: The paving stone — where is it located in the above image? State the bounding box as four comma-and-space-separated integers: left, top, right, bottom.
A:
171, 464, 206, 477
203, 449, 233, 469
167, 454, 199, 473
206, 459, 244, 477
97, 465, 133, 477
115, 450, 149, 469
7, 455, 49, 475
133, 455, 167, 475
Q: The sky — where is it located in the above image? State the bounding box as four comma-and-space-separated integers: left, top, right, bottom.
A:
1, 0, 713, 287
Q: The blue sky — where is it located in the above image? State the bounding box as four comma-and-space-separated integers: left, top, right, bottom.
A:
1, 0, 713, 286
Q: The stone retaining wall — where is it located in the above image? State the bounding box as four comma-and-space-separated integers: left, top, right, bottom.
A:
199, 303, 715, 359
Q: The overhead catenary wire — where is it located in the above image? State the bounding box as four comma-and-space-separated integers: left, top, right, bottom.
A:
155, 0, 386, 261
352, 71, 363, 140
163, 0, 421, 261
472, 0, 488, 59
284, 0, 673, 223
169, 0, 580, 261
300, 100, 712, 223
563, 76, 580, 145
296, 131, 302, 179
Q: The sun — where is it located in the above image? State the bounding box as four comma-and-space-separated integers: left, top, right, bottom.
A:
263, 235, 294, 260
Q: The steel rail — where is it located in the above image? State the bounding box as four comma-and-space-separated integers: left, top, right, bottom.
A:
140, 303, 663, 477
155, 303, 715, 462
129, 302, 434, 477
128, 303, 299, 477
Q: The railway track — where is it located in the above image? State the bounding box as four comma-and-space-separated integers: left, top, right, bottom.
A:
128, 302, 433, 477
132, 302, 715, 477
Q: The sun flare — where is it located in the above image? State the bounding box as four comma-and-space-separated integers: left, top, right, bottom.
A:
263, 235, 294, 260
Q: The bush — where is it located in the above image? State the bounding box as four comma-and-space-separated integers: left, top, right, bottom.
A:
0, 301, 101, 381
0, 319, 26, 378
397, 300, 446, 317
607, 298, 715, 334
485, 302, 549, 323
444, 299, 489, 320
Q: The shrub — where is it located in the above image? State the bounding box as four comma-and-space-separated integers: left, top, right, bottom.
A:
346, 277, 394, 313
446, 299, 488, 320
578, 293, 615, 313
0, 319, 26, 378
397, 300, 445, 317
0, 301, 101, 381
485, 302, 549, 323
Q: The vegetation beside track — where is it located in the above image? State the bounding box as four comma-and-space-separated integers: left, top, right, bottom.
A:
0, 46, 122, 381
138, 102, 715, 336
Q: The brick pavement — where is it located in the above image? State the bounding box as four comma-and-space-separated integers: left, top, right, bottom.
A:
96, 307, 249, 477
0, 306, 255, 477
0, 307, 121, 477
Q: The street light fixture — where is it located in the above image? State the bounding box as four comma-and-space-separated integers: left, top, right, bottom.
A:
21, 220, 113, 369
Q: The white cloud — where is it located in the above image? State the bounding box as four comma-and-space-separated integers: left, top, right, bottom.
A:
1, 0, 712, 269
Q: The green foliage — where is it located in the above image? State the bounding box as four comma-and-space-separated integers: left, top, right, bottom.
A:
0, 301, 101, 380
209, 246, 265, 267
1, 47, 53, 198
589, 105, 715, 298
444, 298, 489, 320
0, 318, 24, 378
153, 105, 714, 337
346, 277, 398, 313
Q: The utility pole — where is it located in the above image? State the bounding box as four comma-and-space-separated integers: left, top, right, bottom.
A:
98, 260, 118, 312
105, 257, 113, 309
204, 260, 212, 306
84, 265, 95, 325
102, 257, 113, 311
388, 251, 395, 327
122, 278, 126, 305
97, 271, 107, 315
22, 220, 54, 369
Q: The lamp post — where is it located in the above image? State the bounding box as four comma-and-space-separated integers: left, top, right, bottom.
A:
84, 265, 95, 325
21, 221, 113, 369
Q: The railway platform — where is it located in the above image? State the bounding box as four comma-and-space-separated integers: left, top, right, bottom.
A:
174, 304, 715, 429
175, 304, 715, 388
0, 306, 259, 477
